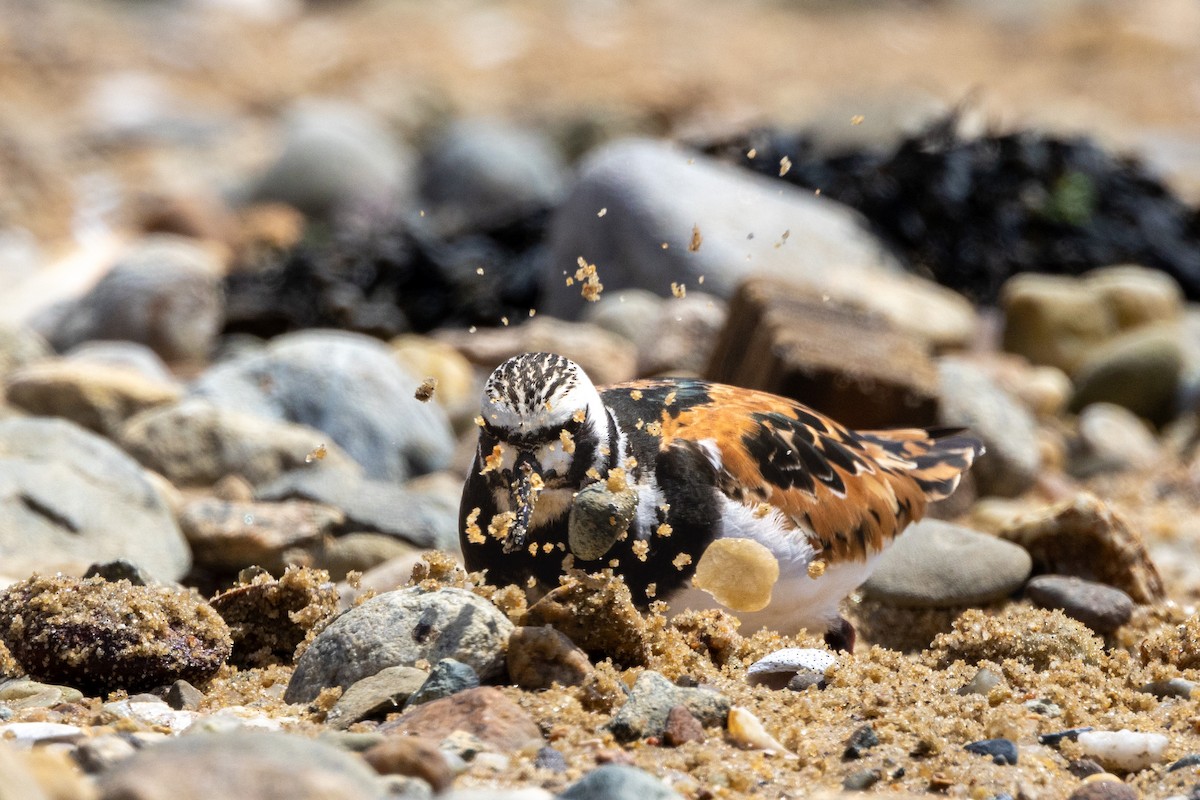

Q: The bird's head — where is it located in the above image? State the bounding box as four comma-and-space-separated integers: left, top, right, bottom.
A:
475, 352, 612, 553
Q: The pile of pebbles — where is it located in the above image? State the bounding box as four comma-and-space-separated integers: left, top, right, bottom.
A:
5, 64, 1200, 800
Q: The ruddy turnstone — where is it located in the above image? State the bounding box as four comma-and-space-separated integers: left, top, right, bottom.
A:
459, 352, 982, 650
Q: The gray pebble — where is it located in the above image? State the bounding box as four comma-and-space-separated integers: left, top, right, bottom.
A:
534, 746, 568, 773
165, 680, 204, 711
73, 734, 139, 773
842, 725, 879, 760
405, 658, 480, 709
557, 764, 683, 800
862, 519, 1031, 608
1025, 574, 1135, 634
964, 737, 1018, 765
842, 769, 881, 791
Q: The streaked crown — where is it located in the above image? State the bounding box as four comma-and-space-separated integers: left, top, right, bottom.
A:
480, 352, 598, 438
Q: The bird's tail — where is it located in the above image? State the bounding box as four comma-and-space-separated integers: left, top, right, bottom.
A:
857, 427, 984, 501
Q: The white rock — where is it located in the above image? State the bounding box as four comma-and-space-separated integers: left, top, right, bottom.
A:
746, 648, 837, 688
0, 722, 85, 745
1076, 729, 1169, 772
103, 699, 198, 734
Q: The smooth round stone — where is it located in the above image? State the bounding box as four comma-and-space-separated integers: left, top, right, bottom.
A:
544, 138, 975, 349
1070, 403, 1161, 477
189, 330, 454, 483
419, 119, 565, 231
285, 587, 512, 704
938, 357, 1041, 497
862, 519, 1032, 608
1069, 323, 1183, 425
34, 234, 224, 365
248, 101, 415, 221
557, 764, 684, 800
1025, 575, 1135, 634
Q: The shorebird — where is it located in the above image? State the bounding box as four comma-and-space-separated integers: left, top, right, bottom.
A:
459, 352, 981, 650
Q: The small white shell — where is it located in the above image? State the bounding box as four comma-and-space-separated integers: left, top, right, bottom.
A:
727, 706, 788, 753
746, 648, 837, 688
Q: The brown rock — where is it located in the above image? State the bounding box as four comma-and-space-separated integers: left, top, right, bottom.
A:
433, 317, 637, 387
0, 574, 231, 696
997, 493, 1165, 604
1140, 613, 1200, 669
506, 625, 594, 690
1067, 776, 1139, 800
1001, 273, 1115, 375
664, 705, 705, 747
5, 360, 180, 438
209, 566, 340, 667
361, 735, 454, 792
179, 498, 344, 574
379, 687, 543, 753
706, 278, 939, 428
523, 572, 650, 667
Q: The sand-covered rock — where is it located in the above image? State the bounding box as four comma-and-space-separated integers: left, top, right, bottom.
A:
0, 575, 231, 695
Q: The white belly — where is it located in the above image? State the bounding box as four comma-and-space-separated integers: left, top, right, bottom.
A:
664, 495, 881, 636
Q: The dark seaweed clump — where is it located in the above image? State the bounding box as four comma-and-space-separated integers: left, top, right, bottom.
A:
702, 115, 1200, 305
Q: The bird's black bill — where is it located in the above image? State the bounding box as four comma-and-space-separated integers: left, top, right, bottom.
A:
502, 453, 538, 554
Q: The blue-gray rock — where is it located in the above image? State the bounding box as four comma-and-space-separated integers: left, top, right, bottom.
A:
608, 670, 730, 743
1025, 575, 1135, 634
842, 769, 882, 791
404, 658, 480, 708
119, 398, 362, 488
189, 330, 453, 482
420, 119, 565, 231
544, 138, 976, 349
0, 417, 190, 581
1168, 753, 1200, 772
33, 235, 224, 365
938, 357, 1041, 497
534, 746, 568, 772
248, 101, 415, 221
557, 764, 683, 800
1070, 323, 1183, 425
285, 587, 512, 704
843, 725, 879, 760
256, 466, 460, 552
94, 731, 388, 800
964, 737, 1018, 765
862, 519, 1031, 608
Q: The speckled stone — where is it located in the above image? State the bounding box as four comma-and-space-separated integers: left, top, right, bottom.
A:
608, 671, 730, 743
285, 587, 512, 704
663, 706, 705, 747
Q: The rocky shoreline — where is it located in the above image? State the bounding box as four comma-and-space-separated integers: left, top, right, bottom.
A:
5, 1, 1200, 798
